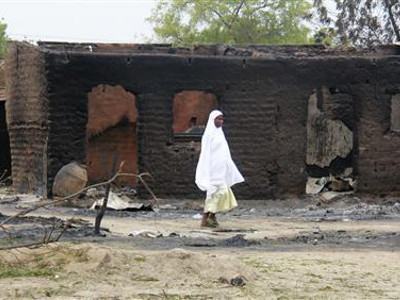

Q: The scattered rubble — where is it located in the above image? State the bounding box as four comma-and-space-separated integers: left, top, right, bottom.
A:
220, 234, 260, 247
90, 190, 152, 212
230, 275, 246, 286
129, 230, 163, 238
306, 177, 327, 194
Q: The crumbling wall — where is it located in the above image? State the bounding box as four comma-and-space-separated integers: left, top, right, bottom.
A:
356, 57, 400, 195
37, 42, 400, 58
0, 101, 11, 176
5, 43, 48, 195
9, 42, 400, 199
43, 52, 310, 199
0, 60, 11, 176
307, 87, 354, 177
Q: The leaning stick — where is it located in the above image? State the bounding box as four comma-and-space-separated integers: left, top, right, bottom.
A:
94, 155, 118, 235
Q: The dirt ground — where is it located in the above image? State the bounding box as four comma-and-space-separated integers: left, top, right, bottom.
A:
0, 189, 399, 299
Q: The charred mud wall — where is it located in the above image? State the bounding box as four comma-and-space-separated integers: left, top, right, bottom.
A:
8, 42, 400, 199
42, 50, 375, 200
357, 57, 400, 195
0, 61, 11, 177
0, 101, 11, 176
44, 49, 400, 199
43, 52, 311, 199
5, 43, 48, 195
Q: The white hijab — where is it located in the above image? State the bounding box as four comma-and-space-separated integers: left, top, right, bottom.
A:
195, 110, 244, 195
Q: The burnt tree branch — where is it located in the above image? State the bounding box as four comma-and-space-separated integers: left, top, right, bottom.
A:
94, 155, 118, 235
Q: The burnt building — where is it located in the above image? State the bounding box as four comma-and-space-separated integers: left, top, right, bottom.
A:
4, 41, 400, 199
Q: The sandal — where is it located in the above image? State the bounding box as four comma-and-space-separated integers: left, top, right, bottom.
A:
208, 214, 219, 227
201, 220, 218, 228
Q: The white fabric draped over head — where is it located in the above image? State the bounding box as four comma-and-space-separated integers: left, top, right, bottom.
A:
195, 110, 244, 195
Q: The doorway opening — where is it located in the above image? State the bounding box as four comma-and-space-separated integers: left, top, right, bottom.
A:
86, 84, 138, 186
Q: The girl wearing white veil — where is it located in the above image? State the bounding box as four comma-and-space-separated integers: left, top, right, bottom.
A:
195, 110, 244, 227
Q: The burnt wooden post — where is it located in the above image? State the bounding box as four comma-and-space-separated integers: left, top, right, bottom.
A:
94, 155, 118, 235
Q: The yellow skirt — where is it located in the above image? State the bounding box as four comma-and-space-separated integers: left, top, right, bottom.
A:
204, 184, 238, 213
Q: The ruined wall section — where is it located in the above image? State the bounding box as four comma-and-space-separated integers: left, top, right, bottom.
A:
42, 49, 400, 199
306, 88, 354, 177
0, 101, 11, 176
5, 43, 48, 195
356, 57, 400, 194
0, 61, 11, 176
43, 53, 310, 199
44, 52, 89, 194
37, 42, 400, 58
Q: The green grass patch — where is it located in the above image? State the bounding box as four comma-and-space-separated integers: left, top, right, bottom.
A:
133, 256, 147, 263
0, 261, 55, 279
